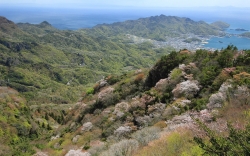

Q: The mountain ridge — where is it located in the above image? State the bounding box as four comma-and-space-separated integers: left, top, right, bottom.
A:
1, 15, 249, 156
82, 14, 227, 41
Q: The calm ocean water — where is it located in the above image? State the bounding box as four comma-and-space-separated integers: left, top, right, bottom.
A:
204, 18, 250, 50
204, 36, 250, 50
0, 6, 250, 49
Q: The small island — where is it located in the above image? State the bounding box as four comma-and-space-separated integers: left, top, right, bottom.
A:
235, 28, 248, 31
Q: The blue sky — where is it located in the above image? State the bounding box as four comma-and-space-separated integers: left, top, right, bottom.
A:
1, 0, 250, 8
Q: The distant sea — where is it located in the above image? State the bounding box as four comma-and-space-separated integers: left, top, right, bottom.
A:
204, 19, 250, 50
0, 6, 250, 50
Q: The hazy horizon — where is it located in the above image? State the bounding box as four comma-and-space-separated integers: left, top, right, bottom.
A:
1, 0, 250, 8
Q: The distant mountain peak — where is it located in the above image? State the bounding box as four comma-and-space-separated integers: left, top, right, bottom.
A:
0, 16, 20, 37
0, 16, 15, 25
0, 16, 16, 28
89, 15, 224, 41
39, 21, 52, 27
210, 21, 230, 30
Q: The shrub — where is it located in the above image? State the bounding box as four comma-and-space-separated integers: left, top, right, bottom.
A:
101, 139, 139, 156
194, 120, 250, 156
106, 75, 121, 85
217, 49, 234, 68
144, 51, 187, 88
170, 68, 182, 80
131, 127, 161, 146
191, 98, 208, 111
172, 80, 200, 98
154, 121, 167, 129
212, 70, 232, 91
233, 72, 250, 86
86, 87, 94, 95
134, 73, 145, 84
135, 129, 203, 156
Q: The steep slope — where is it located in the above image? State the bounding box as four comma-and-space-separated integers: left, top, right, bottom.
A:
1, 15, 249, 156
0, 16, 33, 41
0, 17, 173, 104
31, 45, 249, 156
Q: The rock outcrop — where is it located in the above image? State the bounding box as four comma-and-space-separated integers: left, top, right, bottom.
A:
65, 150, 91, 156
82, 122, 93, 132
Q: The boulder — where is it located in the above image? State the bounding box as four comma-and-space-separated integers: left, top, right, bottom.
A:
50, 134, 60, 141
82, 122, 93, 132
99, 79, 108, 88
65, 150, 91, 156
72, 135, 81, 143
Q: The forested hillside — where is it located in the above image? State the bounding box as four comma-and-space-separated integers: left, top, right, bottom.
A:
0, 16, 174, 105
0, 15, 249, 156
83, 15, 227, 41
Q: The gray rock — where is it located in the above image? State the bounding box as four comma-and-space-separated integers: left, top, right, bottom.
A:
65, 150, 91, 156
53, 143, 60, 149
99, 80, 108, 88
72, 135, 81, 143
82, 122, 93, 132
33, 152, 48, 156
50, 134, 60, 141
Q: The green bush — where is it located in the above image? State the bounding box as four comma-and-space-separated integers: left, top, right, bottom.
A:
86, 87, 95, 95
194, 120, 250, 155
191, 98, 208, 111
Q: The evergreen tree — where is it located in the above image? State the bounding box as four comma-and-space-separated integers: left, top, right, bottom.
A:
194, 119, 250, 155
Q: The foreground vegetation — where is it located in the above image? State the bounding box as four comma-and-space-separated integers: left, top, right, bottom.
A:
0, 15, 250, 155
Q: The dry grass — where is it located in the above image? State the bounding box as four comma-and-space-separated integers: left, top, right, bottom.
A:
153, 121, 167, 129
134, 128, 203, 156
219, 100, 250, 129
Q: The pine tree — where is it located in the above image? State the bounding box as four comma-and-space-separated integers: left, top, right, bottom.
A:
194, 119, 250, 155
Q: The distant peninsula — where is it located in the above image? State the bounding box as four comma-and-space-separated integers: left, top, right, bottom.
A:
235, 28, 248, 31
210, 21, 230, 30
83, 15, 228, 41
240, 32, 250, 38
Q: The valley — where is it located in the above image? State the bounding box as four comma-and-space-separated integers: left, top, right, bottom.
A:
0, 14, 250, 156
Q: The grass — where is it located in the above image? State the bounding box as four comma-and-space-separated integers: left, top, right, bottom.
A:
134, 128, 203, 156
